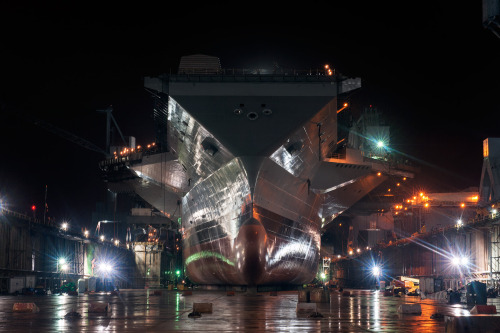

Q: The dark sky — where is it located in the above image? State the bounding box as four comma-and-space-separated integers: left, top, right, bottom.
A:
1, 2, 499, 228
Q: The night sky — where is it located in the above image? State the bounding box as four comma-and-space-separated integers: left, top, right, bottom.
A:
1, 2, 499, 229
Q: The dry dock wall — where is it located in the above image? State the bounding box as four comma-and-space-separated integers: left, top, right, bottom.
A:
0, 212, 138, 293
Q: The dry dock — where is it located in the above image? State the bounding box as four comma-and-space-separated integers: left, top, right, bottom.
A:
1, 288, 498, 332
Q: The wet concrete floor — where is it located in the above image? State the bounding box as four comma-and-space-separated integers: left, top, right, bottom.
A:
0, 288, 499, 332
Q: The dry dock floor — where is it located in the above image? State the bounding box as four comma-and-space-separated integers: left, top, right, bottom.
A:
0, 288, 499, 332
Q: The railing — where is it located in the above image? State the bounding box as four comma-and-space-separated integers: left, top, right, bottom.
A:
178, 67, 337, 76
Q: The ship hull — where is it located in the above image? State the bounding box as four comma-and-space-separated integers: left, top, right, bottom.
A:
182, 157, 321, 285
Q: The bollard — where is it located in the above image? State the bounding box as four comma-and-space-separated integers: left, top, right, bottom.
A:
193, 303, 212, 313
88, 302, 109, 313
397, 304, 422, 314
13, 303, 39, 313
470, 305, 497, 314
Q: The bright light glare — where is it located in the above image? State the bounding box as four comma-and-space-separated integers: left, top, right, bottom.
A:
61, 264, 69, 271
59, 258, 66, 265
451, 256, 468, 267
376, 141, 385, 148
372, 266, 381, 277
100, 235, 105, 241
320, 272, 326, 280
102, 263, 112, 272
61, 222, 68, 230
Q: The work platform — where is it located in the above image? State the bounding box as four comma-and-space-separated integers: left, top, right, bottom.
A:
1, 288, 498, 332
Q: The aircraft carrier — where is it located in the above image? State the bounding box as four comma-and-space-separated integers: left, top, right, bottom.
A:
100, 55, 410, 286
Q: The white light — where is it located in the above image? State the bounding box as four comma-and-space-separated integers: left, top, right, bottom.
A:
451, 256, 469, 267
377, 141, 385, 148
456, 219, 463, 226
372, 266, 381, 277
320, 272, 326, 280
100, 235, 105, 241
84, 230, 89, 237
59, 258, 66, 265
61, 264, 69, 271
100, 263, 114, 274
61, 222, 68, 231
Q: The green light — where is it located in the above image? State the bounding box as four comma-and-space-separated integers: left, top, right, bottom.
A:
185, 251, 235, 267
320, 272, 326, 280
175, 270, 180, 276
177, 217, 181, 225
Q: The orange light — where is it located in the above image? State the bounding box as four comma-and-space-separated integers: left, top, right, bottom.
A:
461, 203, 465, 208
377, 172, 382, 176
324, 64, 329, 69
424, 203, 429, 208
397, 183, 400, 186
343, 102, 348, 107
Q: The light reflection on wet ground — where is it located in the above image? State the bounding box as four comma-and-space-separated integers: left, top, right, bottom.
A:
0, 289, 498, 332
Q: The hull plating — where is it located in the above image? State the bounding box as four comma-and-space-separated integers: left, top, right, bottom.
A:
182, 157, 321, 285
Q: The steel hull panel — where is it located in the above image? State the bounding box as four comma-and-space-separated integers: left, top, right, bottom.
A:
182, 157, 321, 285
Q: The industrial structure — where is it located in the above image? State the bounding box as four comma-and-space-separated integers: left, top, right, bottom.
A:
330, 137, 500, 293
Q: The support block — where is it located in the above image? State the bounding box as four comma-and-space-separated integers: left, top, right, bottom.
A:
88, 302, 109, 313
470, 305, 497, 314
13, 303, 39, 313
193, 303, 212, 313
298, 290, 310, 302
296, 302, 317, 314
310, 289, 330, 302
397, 303, 421, 314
